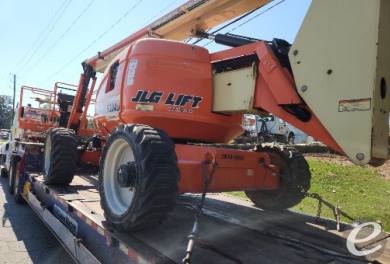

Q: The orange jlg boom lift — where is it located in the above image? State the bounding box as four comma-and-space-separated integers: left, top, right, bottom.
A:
42, 0, 389, 234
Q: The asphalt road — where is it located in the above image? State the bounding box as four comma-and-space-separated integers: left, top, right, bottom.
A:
0, 175, 73, 264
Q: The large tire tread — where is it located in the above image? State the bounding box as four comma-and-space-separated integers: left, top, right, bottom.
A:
13, 159, 24, 204
100, 124, 179, 231
44, 128, 77, 185
245, 145, 311, 210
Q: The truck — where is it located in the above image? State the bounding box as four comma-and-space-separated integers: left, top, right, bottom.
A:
2, 0, 389, 263
0, 129, 10, 175
241, 114, 310, 144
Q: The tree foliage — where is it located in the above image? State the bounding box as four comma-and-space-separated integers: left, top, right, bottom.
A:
0, 95, 14, 129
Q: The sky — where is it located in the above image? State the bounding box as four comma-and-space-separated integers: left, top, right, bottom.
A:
0, 0, 312, 99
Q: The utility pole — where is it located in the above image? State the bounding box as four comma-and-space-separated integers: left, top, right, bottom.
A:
12, 74, 16, 109
12, 74, 16, 120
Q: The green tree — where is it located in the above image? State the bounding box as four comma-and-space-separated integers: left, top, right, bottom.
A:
0, 95, 14, 129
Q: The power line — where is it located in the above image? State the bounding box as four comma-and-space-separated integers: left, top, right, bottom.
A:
145, 0, 181, 25
12, 0, 69, 70
45, 0, 282, 82
44, 0, 145, 82
19, 0, 72, 73
201, 0, 287, 48
229, 0, 286, 33
18, 0, 73, 74
12, 74, 16, 113
23, 0, 96, 75
191, 6, 261, 46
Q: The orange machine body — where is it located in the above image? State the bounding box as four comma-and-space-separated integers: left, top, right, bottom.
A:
175, 144, 280, 193
17, 84, 100, 166
94, 38, 341, 151
94, 39, 243, 143
18, 83, 99, 137
18, 86, 60, 136
93, 38, 342, 193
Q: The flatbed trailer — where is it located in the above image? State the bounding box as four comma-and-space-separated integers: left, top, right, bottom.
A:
21, 172, 389, 264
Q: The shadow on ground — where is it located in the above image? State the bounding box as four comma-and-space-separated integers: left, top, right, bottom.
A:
0, 175, 73, 264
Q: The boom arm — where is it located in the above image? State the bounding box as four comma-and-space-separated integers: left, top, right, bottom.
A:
68, 0, 272, 134
86, 0, 272, 72
69, 0, 389, 166
209, 0, 390, 165
289, 0, 390, 165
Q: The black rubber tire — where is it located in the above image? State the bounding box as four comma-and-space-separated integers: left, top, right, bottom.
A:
99, 124, 179, 231
44, 128, 77, 185
0, 167, 7, 178
12, 159, 24, 204
9, 160, 16, 195
369, 157, 386, 167
245, 146, 311, 210
288, 133, 295, 145
9, 156, 21, 195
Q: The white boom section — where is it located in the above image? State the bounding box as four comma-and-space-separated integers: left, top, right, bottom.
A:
149, 0, 270, 41
289, 0, 390, 165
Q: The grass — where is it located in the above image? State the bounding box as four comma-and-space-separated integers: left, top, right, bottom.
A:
227, 158, 390, 231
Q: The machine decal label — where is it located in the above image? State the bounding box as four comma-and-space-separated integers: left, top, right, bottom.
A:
53, 204, 78, 235
339, 98, 371, 112
165, 93, 202, 108
127, 59, 138, 86
132, 90, 163, 104
131, 90, 203, 111
135, 104, 154, 111
221, 153, 244, 161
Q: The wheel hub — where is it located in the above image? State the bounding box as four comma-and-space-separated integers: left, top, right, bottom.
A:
117, 162, 136, 188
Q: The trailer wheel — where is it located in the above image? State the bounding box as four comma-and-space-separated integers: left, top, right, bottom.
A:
99, 124, 179, 231
245, 147, 311, 210
9, 162, 14, 192
11, 158, 24, 204
8, 156, 21, 195
44, 128, 77, 185
0, 167, 7, 178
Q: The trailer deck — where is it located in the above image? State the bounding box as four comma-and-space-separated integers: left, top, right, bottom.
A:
26, 173, 389, 264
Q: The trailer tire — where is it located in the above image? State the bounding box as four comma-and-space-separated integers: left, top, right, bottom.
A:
245, 146, 311, 210
9, 156, 21, 195
44, 128, 77, 185
11, 158, 24, 204
100, 124, 179, 231
1, 167, 7, 178
9, 159, 15, 194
